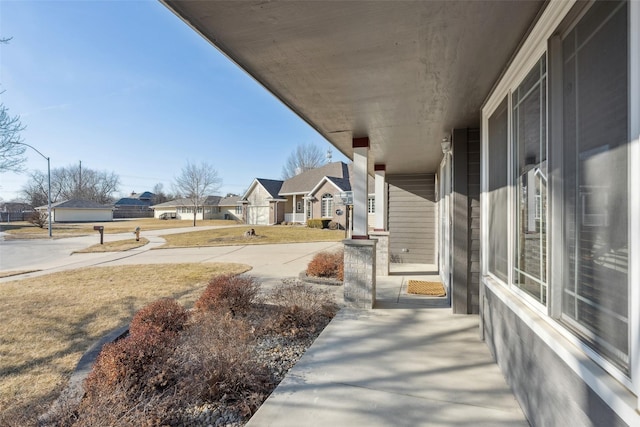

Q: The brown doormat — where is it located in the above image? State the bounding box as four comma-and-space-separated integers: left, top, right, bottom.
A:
407, 280, 446, 296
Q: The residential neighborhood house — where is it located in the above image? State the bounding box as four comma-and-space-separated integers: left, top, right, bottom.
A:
113, 191, 154, 218
241, 162, 375, 229
151, 195, 242, 221
36, 199, 114, 222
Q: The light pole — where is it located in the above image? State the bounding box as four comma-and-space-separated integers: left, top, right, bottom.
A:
13, 142, 52, 237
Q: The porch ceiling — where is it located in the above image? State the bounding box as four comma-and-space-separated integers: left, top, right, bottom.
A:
162, 1, 544, 174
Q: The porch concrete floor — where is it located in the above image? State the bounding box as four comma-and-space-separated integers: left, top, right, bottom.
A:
246, 268, 529, 426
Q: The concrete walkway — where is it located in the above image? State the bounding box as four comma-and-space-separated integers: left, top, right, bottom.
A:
246, 271, 529, 426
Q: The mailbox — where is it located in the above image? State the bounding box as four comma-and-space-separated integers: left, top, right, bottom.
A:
93, 225, 104, 244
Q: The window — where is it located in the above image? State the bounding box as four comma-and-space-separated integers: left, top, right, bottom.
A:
321, 193, 333, 218
482, 0, 633, 378
235, 205, 242, 215
513, 55, 547, 304
368, 196, 375, 214
560, 0, 629, 371
296, 201, 302, 212
307, 200, 312, 218
487, 97, 509, 283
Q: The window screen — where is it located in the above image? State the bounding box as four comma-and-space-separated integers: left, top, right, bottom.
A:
487, 97, 509, 282
513, 55, 547, 304
561, 0, 628, 371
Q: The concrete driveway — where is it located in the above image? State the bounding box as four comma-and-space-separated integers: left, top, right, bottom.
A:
0, 226, 342, 286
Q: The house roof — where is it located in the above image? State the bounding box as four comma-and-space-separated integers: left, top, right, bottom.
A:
114, 198, 151, 207
279, 162, 349, 195
37, 199, 114, 210
242, 178, 284, 200
151, 196, 223, 208
219, 195, 241, 206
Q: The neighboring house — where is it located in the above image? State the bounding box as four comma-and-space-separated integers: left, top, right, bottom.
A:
279, 161, 375, 229
151, 196, 223, 221
37, 199, 113, 222
218, 195, 243, 221
0, 202, 34, 222
239, 179, 285, 225
113, 191, 155, 218
164, 2, 640, 425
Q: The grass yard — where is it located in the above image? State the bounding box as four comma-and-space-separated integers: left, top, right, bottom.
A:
72, 237, 149, 253
160, 225, 345, 248
0, 219, 240, 239
0, 262, 251, 426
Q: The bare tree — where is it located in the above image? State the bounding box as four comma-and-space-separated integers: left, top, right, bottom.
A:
173, 161, 222, 226
21, 164, 120, 206
281, 143, 327, 179
0, 37, 27, 173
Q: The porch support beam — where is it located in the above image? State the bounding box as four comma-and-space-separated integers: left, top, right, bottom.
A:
374, 164, 387, 231
370, 163, 389, 276
352, 137, 369, 239
292, 194, 297, 223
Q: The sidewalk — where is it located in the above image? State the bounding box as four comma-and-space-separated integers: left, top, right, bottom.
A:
246, 270, 529, 427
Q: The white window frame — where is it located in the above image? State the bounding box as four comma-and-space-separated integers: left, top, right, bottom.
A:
481, 0, 640, 415
321, 193, 333, 218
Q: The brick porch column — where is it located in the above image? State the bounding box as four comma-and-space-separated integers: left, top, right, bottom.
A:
343, 238, 377, 309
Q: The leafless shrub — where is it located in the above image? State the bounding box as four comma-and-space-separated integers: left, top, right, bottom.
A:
194, 274, 260, 316
265, 279, 339, 338
28, 210, 48, 228
129, 298, 189, 339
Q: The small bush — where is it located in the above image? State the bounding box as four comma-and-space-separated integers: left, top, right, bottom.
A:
28, 211, 48, 229
266, 280, 339, 337
194, 274, 260, 316
83, 328, 177, 399
129, 298, 189, 339
306, 219, 323, 229
327, 220, 341, 230
171, 312, 273, 411
306, 249, 344, 281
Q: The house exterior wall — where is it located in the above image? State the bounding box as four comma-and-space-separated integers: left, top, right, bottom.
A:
311, 181, 346, 229
480, 1, 640, 424
483, 284, 627, 427
246, 184, 271, 225
53, 209, 113, 222
387, 174, 436, 264
153, 207, 176, 219
451, 128, 481, 315
219, 206, 242, 221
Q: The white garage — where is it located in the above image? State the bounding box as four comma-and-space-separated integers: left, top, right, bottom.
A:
39, 199, 114, 223
246, 205, 269, 225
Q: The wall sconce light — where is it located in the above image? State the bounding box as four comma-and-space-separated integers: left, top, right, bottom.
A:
441, 136, 451, 154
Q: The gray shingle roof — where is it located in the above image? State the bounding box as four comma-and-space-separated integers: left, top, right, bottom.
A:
279, 162, 349, 194
151, 196, 222, 208
114, 198, 151, 207
41, 199, 113, 210
255, 179, 284, 198
219, 195, 241, 206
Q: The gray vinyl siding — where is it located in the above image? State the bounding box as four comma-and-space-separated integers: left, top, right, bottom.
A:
387, 174, 436, 264
468, 129, 481, 312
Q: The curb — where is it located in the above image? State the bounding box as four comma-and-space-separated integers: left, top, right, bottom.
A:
298, 271, 343, 286
39, 326, 129, 425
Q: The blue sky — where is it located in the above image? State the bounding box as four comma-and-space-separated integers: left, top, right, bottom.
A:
0, 0, 346, 201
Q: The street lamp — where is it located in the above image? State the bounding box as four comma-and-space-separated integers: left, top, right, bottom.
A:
13, 142, 51, 237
